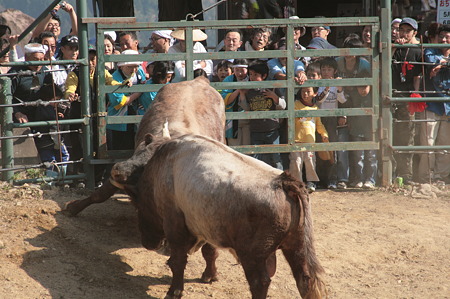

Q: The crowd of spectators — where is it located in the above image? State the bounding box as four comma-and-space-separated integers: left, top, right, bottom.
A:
1, 2, 449, 190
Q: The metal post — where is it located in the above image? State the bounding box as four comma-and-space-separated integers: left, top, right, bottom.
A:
380, 0, 393, 186
0, 77, 14, 183
77, 0, 95, 189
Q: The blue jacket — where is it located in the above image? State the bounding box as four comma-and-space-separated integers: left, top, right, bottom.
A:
107, 66, 146, 131
424, 48, 450, 116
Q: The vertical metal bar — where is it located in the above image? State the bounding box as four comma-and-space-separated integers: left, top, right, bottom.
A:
286, 24, 295, 146
371, 23, 380, 144
77, 0, 95, 189
0, 77, 14, 183
185, 27, 194, 81
96, 27, 108, 159
380, 1, 393, 186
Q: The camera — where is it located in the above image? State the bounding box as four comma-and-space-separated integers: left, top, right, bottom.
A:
59, 1, 66, 8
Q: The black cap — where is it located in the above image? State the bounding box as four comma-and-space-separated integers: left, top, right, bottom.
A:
60, 35, 79, 47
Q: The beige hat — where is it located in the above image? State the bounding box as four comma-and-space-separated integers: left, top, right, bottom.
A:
170, 29, 207, 42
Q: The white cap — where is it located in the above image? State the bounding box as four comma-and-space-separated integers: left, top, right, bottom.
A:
117, 49, 142, 67
24, 43, 47, 55
104, 31, 117, 41
152, 30, 172, 39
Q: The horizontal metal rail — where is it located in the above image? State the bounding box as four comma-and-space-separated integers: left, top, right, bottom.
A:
0, 58, 89, 67
12, 118, 87, 128
0, 129, 81, 140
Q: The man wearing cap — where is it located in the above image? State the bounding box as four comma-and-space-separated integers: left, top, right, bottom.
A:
9, 43, 51, 123
391, 17, 422, 184
169, 29, 213, 82
150, 30, 173, 54
391, 18, 402, 44
48, 34, 79, 92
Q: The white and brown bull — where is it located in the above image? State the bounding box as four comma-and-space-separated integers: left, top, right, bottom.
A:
129, 133, 326, 299
64, 76, 225, 215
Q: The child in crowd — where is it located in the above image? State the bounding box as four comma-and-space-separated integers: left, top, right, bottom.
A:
193, 68, 208, 79
305, 61, 321, 80
107, 50, 147, 150
238, 60, 285, 170
316, 57, 349, 189
291, 86, 328, 192
138, 61, 174, 115
215, 59, 233, 82
341, 76, 377, 189
33, 84, 70, 178
221, 59, 249, 146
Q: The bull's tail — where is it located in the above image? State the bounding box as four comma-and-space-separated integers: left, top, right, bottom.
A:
280, 171, 327, 299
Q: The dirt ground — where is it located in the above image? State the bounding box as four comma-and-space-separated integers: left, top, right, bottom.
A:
0, 182, 449, 299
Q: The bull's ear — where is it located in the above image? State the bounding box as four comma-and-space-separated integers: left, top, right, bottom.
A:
144, 133, 154, 145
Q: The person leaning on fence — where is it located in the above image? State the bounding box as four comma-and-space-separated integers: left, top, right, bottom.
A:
290, 86, 329, 193
221, 59, 250, 146
107, 50, 146, 151
137, 61, 174, 116
32, 84, 70, 179
391, 17, 422, 185
9, 43, 51, 124
168, 29, 213, 82
238, 60, 285, 170
340, 70, 377, 189
315, 57, 349, 189
417, 25, 450, 184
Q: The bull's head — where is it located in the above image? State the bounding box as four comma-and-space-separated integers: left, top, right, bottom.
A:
110, 121, 171, 187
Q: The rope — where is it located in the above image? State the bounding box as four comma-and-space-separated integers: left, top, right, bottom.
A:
185, 0, 228, 20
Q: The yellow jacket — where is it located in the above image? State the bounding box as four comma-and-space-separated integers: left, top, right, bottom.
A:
65, 69, 121, 99
294, 100, 328, 143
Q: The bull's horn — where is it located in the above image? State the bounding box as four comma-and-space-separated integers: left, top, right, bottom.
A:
162, 119, 171, 138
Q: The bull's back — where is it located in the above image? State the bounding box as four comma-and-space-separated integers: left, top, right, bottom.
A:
144, 135, 292, 249
135, 77, 225, 145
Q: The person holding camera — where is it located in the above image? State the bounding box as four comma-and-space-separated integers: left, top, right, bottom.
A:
31, 1, 78, 58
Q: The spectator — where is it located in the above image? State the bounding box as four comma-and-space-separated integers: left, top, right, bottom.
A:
267, 39, 306, 84
215, 60, 233, 82
193, 68, 208, 78
65, 45, 121, 180
290, 86, 329, 193
118, 31, 148, 76
305, 61, 321, 79
104, 33, 118, 72
52, 34, 79, 91
107, 50, 146, 150
137, 61, 174, 116
425, 22, 442, 44
33, 84, 69, 179
9, 43, 50, 123
311, 23, 331, 41
316, 57, 348, 189
336, 34, 371, 93
341, 71, 377, 189
238, 60, 285, 170
0, 38, 11, 74
418, 25, 450, 184
169, 29, 212, 82
391, 18, 402, 43
31, 1, 78, 58
150, 30, 173, 54
244, 28, 271, 53
362, 25, 371, 48
221, 59, 250, 146
391, 17, 422, 184
38, 31, 57, 61
213, 29, 243, 80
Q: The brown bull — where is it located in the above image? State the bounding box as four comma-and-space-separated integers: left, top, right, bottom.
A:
64, 76, 225, 215
131, 134, 326, 299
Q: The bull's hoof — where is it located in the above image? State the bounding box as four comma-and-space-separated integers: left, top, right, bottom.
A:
62, 200, 82, 217
164, 289, 183, 299
201, 272, 219, 283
